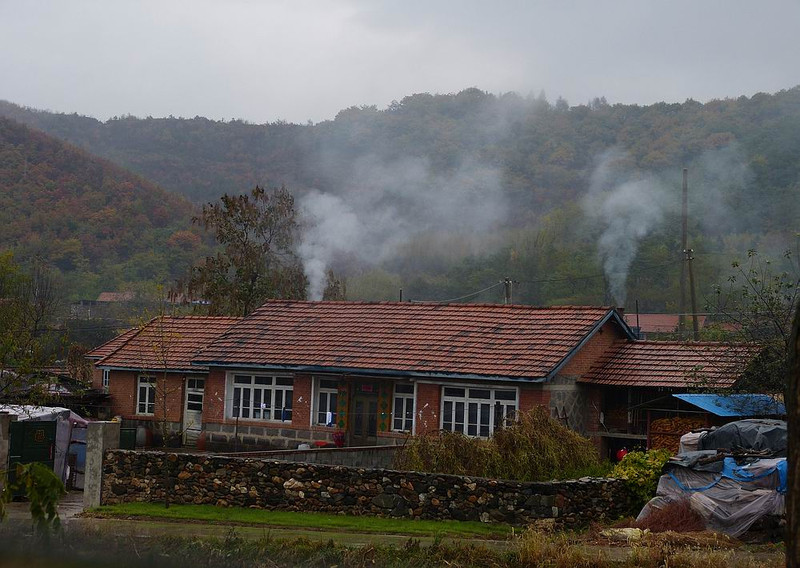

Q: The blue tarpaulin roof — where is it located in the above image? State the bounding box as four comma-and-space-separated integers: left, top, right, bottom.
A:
673, 394, 786, 417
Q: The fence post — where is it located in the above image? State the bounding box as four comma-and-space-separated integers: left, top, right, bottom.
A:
83, 421, 120, 510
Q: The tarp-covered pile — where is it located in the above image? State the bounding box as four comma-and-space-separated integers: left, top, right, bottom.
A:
638, 419, 787, 537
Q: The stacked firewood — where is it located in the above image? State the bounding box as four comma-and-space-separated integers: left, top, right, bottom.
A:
649, 416, 706, 454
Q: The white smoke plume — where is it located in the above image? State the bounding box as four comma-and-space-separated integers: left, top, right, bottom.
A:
298, 191, 363, 301
584, 149, 673, 306
298, 155, 507, 300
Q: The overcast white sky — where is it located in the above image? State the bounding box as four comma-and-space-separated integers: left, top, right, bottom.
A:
2, 0, 799, 124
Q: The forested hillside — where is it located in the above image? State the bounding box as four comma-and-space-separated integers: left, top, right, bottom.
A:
0, 117, 205, 298
2, 89, 799, 224
0, 87, 798, 309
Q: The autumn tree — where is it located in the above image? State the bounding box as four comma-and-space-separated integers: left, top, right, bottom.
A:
188, 186, 307, 316
710, 247, 800, 394
0, 253, 62, 400
322, 269, 347, 301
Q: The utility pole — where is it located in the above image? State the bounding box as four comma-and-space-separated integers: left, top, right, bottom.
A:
503, 278, 513, 305
678, 168, 688, 338
685, 248, 700, 340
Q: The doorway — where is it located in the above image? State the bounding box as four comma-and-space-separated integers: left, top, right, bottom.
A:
349, 383, 378, 446
183, 377, 205, 445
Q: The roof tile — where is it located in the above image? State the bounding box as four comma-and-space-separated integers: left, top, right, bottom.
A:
579, 340, 760, 388
193, 301, 621, 379
97, 316, 241, 372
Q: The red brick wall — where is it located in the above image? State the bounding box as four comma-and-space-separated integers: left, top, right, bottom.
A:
108, 370, 137, 418
157, 374, 185, 423
107, 370, 185, 423
204, 368, 227, 423
560, 320, 626, 377
203, 369, 314, 431
292, 374, 312, 429
519, 384, 549, 412
91, 366, 104, 390
415, 383, 440, 435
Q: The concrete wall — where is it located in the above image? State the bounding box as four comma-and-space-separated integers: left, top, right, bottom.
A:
84, 421, 120, 509
202, 422, 406, 452
218, 445, 401, 469
101, 449, 635, 526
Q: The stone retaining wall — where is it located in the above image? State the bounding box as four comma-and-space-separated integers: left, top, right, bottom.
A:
102, 450, 634, 526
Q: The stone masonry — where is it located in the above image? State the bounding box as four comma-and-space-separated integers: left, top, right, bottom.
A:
102, 450, 635, 526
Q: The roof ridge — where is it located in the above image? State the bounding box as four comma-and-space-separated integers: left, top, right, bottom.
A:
93, 319, 152, 366
631, 339, 761, 347
85, 327, 137, 358
159, 315, 242, 321
258, 299, 613, 310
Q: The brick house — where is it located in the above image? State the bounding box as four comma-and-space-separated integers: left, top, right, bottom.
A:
87, 316, 240, 443
579, 341, 764, 456
90, 301, 759, 454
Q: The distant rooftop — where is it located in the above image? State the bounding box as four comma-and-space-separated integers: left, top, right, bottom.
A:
96, 291, 135, 303
624, 313, 707, 334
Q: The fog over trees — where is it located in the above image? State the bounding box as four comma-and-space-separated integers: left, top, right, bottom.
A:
1, 87, 798, 312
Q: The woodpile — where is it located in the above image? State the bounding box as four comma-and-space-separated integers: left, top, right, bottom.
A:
649, 416, 705, 454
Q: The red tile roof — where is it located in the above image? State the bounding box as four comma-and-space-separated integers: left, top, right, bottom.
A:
193, 301, 628, 380
623, 313, 707, 334
85, 328, 138, 360
96, 316, 241, 372
579, 341, 761, 388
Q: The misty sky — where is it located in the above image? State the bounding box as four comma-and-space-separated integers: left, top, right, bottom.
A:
2, 0, 799, 124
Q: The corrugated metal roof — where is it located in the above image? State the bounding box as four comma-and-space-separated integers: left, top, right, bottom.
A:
673, 393, 786, 417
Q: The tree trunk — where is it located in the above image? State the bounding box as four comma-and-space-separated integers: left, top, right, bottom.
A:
788, 303, 800, 568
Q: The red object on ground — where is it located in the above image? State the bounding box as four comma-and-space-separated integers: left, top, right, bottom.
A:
313, 440, 328, 448
616, 448, 629, 461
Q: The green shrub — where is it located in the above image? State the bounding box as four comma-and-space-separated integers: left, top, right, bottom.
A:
610, 449, 672, 508
394, 407, 602, 482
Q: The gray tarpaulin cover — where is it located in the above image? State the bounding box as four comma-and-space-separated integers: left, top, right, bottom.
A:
639, 420, 787, 537
697, 419, 787, 456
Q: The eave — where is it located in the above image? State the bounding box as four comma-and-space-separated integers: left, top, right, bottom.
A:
191, 361, 548, 384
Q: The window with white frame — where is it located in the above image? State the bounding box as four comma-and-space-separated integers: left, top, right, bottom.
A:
137, 376, 155, 415
441, 386, 517, 437
314, 378, 339, 426
102, 369, 110, 393
229, 374, 293, 421
186, 378, 205, 412
392, 383, 414, 432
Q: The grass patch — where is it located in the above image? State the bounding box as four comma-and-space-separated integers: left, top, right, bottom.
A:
92, 502, 513, 539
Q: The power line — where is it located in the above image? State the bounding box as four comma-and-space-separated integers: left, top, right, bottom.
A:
410, 281, 504, 304
517, 260, 681, 285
